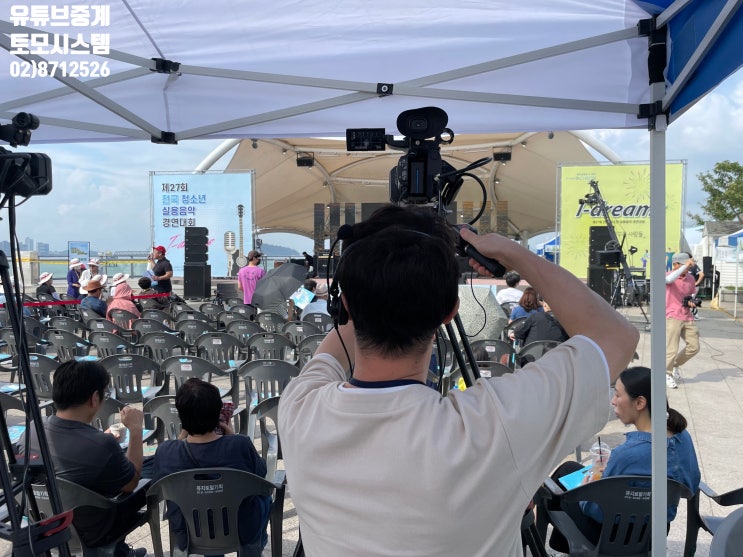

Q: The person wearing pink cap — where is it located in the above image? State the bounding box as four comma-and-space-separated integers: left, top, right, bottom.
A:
150, 245, 173, 295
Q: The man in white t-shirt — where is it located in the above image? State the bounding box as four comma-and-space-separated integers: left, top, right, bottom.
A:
495, 270, 524, 305
278, 205, 638, 557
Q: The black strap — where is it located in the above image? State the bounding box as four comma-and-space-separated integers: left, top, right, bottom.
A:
348, 378, 424, 389
183, 439, 200, 467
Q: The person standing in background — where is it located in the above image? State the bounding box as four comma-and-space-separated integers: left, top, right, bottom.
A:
66, 258, 84, 299
237, 250, 265, 305
149, 246, 173, 295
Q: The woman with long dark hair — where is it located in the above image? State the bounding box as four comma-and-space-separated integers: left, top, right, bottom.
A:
542, 365, 700, 552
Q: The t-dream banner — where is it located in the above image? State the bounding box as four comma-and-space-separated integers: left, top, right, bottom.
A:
150, 171, 255, 277
558, 163, 685, 278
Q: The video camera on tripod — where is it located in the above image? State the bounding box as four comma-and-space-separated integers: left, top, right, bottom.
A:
346, 106, 505, 277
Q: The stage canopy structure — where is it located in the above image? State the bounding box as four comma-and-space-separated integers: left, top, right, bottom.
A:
3, 2, 743, 552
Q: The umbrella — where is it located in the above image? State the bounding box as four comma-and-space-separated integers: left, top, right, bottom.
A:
251, 263, 307, 315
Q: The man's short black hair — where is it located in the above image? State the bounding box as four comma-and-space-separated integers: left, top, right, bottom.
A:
138, 276, 152, 289
52, 360, 110, 410
337, 205, 459, 357
175, 378, 222, 435
504, 271, 521, 288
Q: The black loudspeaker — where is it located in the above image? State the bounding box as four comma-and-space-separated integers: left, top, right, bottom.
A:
702, 256, 713, 276
185, 226, 209, 264
589, 226, 612, 266
184, 264, 211, 299
587, 265, 613, 303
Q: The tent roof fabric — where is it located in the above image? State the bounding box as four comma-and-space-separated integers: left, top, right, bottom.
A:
224, 132, 597, 239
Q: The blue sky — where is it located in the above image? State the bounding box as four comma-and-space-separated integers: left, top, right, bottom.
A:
4, 68, 743, 254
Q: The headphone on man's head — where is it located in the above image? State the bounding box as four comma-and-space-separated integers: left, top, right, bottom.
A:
326, 223, 435, 327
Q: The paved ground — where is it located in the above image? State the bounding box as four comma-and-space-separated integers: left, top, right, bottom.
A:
3, 292, 741, 556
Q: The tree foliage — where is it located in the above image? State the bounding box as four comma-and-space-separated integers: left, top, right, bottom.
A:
689, 160, 743, 226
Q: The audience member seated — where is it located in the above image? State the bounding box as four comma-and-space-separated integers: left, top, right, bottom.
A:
36, 272, 60, 300
511, 301, 568, 345
22, 360, 147, 557
107, 275, 141, 327
151, 379, 271, 555
509, 286, 544, 322
301, 282, 330, 316
79, 278, 108, 318
496, 270, 523, 305
136, 276, 169, 311
540, 365, 700, 553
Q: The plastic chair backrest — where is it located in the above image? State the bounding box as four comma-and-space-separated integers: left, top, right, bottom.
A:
36, 292, 64, 317
229, 303, 258, 320
477, 361, 515, 378
99, 353, 163, 404
216, 310, 249, 330
175, 309, 211, 323
198, 302, 223, 322
281, 320, 322, 345
131, 318, 176, 337
250, 396, 281, 479
225, 319, 264, 345
43, 329, 92, 362
548, 475, 692, 557
138, 331, 190, 365
48, 315, 85, 337
194, 332, 245, 370
301, 311, 334, 332
28, 353, 58, 401
470, 338, 516, 368
246, 332, 296, 362
146, 468, 274, 557
91, 396, 127, 431
175, 318, 216, 344
160, 354, 234, 402
88, 330, 139, 358
710, 506, 743, 557
238, 359, 298, 407
255, 311, 285, 333
142, 395, 182, 443
517, 340, 561, 366
684, 481, 743, 557
296, 334, 326, 367
108, 308, 139, 331
139, 309, 175, 328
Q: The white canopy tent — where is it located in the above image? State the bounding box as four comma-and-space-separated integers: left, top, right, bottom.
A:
3, 1, 743, 551
214, 132, 611, 240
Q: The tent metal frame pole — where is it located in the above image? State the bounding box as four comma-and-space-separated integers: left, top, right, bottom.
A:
649, 80, 668, 557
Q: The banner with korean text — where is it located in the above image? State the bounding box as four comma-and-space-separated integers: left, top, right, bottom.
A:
559, 163, 685, 278
150, 171, 255, 278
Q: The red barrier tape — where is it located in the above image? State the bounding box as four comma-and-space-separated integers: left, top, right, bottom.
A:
0, 292, 169, 308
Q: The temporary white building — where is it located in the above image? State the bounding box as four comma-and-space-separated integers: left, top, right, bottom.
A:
3, 1, 743, 551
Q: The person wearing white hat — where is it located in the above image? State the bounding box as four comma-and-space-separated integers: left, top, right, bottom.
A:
80, 258, 103, 297
108, 273, 129, 298
66, 258, 84, 299
36, 272, 60, 300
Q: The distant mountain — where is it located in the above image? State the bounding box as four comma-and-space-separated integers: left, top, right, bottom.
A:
260, 243, 301, 257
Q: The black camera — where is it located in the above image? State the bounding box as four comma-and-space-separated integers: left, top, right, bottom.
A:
347, 107, 466, 206
0, 112, 52, 197
683, 295, 702, 308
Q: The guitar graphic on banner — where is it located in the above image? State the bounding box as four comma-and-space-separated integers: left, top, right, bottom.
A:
226, 205, 247, 276
235, 204, 249, 269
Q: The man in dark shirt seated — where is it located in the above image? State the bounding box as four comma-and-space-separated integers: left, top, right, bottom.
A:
79, 277, 108, 317
24, 360, 147, 557
151, 379, 271, 555
512, 301, 569, 345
